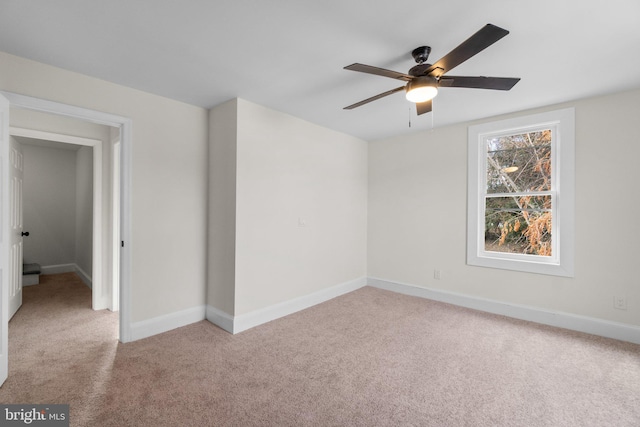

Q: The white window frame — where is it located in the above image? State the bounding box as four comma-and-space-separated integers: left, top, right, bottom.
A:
467, 108, 575, 277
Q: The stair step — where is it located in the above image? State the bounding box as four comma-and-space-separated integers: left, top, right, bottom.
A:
23, 263, 41, 275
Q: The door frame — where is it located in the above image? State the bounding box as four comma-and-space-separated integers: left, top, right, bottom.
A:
1, 91, 133, 343
1, 93, 10, 385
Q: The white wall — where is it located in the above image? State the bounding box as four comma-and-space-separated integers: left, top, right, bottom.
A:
21, 143, 79, 267
234, 99, 367, 315
207, 99, 237, 315
368, 88, 640, 328
20, 141, 92, 277
207, 99, 368, 319
0, 52, 209, 323
10, 108, 112, 141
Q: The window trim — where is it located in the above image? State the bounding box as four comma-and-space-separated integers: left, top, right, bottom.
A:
467, 108, 575, 277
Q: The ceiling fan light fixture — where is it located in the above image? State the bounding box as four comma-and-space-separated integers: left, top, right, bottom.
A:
405, 76, 438, 103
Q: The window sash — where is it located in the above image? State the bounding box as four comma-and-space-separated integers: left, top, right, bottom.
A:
480, 191, 558, 263
480, 126, 558, 262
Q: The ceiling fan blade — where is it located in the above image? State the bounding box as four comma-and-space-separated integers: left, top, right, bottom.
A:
425, 24, 510, 76
344, 63, 413, 82
416, 100, 432, 115
344, 86, 406, 110
439, 76, 520, 90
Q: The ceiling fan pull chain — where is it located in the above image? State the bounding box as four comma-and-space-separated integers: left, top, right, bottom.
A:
408, 106, 412, 128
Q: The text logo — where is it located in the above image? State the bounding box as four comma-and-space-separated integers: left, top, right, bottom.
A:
0, 405, 69, 427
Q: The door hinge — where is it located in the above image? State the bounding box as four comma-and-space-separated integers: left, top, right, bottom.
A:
121, 241, 124, 248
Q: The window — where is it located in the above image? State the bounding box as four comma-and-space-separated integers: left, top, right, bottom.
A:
467, 108, 575, 277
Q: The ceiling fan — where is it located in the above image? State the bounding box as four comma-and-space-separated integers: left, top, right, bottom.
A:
343, 23, 520, 116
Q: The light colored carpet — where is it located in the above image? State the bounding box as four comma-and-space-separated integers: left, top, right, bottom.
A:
2, 273, 639, 426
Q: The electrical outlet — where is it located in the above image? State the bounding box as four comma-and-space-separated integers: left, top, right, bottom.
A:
614, 295, 627, 311
434, 269, 441, 280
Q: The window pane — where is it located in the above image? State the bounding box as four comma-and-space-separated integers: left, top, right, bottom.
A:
484, 195, 552, 256
486, 130, 552, 194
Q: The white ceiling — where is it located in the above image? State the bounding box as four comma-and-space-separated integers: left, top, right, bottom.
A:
1, 1, 639, 141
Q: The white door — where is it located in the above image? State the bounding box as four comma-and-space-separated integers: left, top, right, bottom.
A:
8, 135, 24, 320
1, 93, 10, 386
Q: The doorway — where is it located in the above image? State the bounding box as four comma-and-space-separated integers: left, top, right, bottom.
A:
0, 91, 132, 344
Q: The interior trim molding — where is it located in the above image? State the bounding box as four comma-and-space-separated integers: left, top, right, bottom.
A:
233, 276, 367, 334
368, 277, 640, 345
40, 263, 76, 275
75, 264, 92, 289
206, 276, 367, 335
205, 305, 234, 334
129, 305, 206, 342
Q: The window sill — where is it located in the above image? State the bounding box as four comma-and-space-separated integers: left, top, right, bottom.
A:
467, 251, 574, 277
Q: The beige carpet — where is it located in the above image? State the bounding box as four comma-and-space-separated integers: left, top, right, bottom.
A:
2, 273, 118, 425
2, 273, 640, 426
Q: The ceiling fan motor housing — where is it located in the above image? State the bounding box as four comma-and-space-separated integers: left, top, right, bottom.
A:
409, 63, 436, 77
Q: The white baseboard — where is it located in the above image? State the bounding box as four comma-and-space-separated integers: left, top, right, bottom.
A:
75, 265, 92, 289
368, 277, 640, 345
205, 305, 234, 334
130, 275, 366, 341
234, 276, 367, 334
40, 263, 76, 275
130, 305, 206, 342
206, 276, 367, 335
